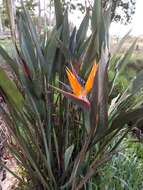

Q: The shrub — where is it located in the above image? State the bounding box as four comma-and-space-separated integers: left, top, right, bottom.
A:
0, 0, 142, 189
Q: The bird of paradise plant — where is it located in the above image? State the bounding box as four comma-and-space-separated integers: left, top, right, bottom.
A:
0, 0, 141, 190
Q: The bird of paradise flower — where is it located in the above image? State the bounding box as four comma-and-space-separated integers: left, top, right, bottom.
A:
52, 63, 98, 110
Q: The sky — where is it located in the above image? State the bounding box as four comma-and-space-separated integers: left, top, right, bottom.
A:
68, 0, 143, 37
110, 0, 143, 37
14, 0, 143, 37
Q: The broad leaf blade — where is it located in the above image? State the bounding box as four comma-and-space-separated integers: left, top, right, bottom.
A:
0, 67, 24, 109
76, 11, 89, 51
98, 47, 109, 131
0, 45, 18, 74
91, 0, 102, 32
115, 39, 137, 72
54, 0, 63, 28
131, 70, 143, 94
64, 144, 74, 170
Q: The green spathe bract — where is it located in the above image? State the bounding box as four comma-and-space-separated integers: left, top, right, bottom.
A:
0, 0, 141, 189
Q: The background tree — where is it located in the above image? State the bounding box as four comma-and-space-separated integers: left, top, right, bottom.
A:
61, 0, 136, 24
0, 0, 3, 33
109, 0, 136, 24
6, 0, 16, 41
0, 0, 136, 38
16, 0, 37, 15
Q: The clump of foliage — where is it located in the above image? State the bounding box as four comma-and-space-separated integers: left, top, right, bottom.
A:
97, 137, 143, 190
0, 0, 143, 189
61, 0, 136, 24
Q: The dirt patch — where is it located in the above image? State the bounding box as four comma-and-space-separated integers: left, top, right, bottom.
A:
0, 159, 19, 190
0, 111, 19, 190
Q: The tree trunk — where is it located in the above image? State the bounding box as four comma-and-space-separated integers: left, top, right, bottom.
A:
0, 0, 3, 34
38, 0, 41, 17
0, 15, 3, 34
38, 0, 41, 33
6, 0, 16, 42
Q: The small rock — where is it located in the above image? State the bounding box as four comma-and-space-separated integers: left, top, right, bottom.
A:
1, 170, 6, 181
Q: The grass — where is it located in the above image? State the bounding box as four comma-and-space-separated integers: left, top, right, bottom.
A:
109, 43, 143, 97
94, 136, 143, 190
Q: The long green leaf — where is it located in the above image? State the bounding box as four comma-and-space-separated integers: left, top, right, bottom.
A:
115, 39, 137, 72
64, 144, 74, 170
0, 68, 24, 109
131, 70, 143, 94
111, 107, 143, 129
97, 47, 109, 132
0, 45, 18, 74
109, 39, 137, 95
62, 9, 70, 48
54, 0, 63, 28
91, 0, 102, 32
20, 9, 46, 71
76, 11, 89, 51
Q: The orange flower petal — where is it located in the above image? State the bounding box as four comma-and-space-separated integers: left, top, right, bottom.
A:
85, 63, 98, 94
66, 67, 82, 96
